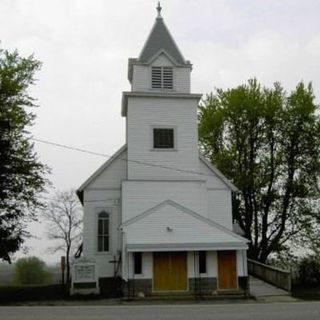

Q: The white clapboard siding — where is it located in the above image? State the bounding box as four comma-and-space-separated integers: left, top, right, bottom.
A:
186, 251, 218, 278
82, 193, 121, 278
151, 53, 174, 67
83, 190, 121, 252
174, 67, 190, 93
86, 149, 127, 189
127, 252, 153, 279
127, 97, 199, 180
132, 53, 191, 93
124, 202, 242, 245
198, 159, 229, 189
122, 180, 207, 221
81, 150, 127, 278
207, 189, 233, 229
132, 65, 149, 92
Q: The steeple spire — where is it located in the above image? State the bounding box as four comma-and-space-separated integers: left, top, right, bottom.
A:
136, 1, 188, 66
156, 1, 162, 19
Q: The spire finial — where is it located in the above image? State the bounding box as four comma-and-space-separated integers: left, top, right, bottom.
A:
156, 1, 162, 19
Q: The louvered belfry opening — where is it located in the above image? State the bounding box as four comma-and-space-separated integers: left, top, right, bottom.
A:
152, 66, 173, 89
162, 67, 173, 89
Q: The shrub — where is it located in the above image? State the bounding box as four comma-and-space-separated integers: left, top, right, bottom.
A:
13, 257, 52, 285
297, 256, 320, 287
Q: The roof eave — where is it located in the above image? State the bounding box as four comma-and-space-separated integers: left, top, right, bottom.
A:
145, 49, 191, 67
77, 144, 127, 195
122, 199, 249, 244
127, 58, 138, 83
199, 153, 239, 192
121, 91, 203, 117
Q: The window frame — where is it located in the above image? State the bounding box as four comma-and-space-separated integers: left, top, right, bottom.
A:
96, 209, 111, 253
151, 125, 177, 151
151, 66, 174, 90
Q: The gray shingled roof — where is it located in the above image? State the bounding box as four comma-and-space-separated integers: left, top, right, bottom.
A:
138, 17, 187, 65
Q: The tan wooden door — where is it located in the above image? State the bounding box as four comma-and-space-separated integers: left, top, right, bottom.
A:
153, 252, 187, 291
218, 250, 237, 289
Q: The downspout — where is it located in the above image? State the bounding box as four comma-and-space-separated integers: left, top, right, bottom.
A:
193, 251, 196, 298
243, 249, 250, 296
121, 229, 127, 281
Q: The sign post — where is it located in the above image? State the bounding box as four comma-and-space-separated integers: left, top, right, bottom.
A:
61, 256, 66, 290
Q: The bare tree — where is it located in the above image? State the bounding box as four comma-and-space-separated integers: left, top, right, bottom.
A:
43, 190, 82, 283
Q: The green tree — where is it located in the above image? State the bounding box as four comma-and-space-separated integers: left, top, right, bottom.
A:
0, 48, 48, 263
13, 256, 51, 285
199, 79, 320, 262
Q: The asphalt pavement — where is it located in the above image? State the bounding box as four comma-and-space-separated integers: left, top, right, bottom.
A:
0, 301, 320, 320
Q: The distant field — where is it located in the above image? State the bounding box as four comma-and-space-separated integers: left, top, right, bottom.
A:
0, 263, 14, 285
0, 263, 61, 285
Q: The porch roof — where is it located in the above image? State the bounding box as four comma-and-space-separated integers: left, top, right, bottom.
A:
126, 242, 248, 252
122, 200, 249, 252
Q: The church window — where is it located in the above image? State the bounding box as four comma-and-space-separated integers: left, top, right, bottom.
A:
151, 66, 173, 89
97, 211, 109, 252
153, 128, 174, 149
134, 252, 142, 274
199, 251, 207, 274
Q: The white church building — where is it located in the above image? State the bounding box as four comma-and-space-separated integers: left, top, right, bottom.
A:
76, 4, 248, 296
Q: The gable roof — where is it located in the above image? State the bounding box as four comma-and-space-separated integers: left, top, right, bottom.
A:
127, 14, 192, 83
138, 16, 188, 66
122, 199, 248, 244
76, 144, 127, 204
76, 144, 239, 204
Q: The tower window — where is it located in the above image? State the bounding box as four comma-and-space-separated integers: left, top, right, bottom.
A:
97, 211, 109, 252
151, 66, 173, 89
153, 128, 174, 149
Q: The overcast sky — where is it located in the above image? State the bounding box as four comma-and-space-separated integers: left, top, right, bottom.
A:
1, 0, 320, 264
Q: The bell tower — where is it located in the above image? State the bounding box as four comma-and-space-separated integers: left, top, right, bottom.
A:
121, 3, 202, 180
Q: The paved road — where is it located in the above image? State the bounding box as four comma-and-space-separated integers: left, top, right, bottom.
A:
1, 302, 320, 320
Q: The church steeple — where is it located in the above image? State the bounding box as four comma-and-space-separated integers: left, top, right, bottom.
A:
137, 3, 187, 66
126, 4, 192, 95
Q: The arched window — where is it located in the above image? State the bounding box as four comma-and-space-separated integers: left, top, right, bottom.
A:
97, 211, 109, 252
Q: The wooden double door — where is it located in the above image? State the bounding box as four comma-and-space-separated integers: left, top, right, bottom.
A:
152, 250, 237, 291
218, 250, 237, 289
153, 252, 187, 292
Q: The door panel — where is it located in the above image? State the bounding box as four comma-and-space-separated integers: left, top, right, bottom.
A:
153, 252, 187, 291
218, 251, 237, 289
153, 252, 170, 291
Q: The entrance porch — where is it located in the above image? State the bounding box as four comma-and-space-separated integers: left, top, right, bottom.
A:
123, 250, 248, 297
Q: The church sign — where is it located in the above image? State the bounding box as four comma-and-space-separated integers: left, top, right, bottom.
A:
74, 264, 96, 282
70, 258, 100, 295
